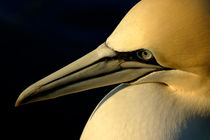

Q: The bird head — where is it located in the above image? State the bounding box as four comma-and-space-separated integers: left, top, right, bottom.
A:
15, 0, 210, 111
108, 0, 210, 75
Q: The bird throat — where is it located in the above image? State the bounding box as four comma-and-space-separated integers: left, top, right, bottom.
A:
81, 83, 210, 140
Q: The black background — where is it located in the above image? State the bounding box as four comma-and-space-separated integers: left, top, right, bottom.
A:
3, 0, 139, 139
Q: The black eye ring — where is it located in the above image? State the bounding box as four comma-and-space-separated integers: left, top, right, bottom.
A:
136, 49, 153, 61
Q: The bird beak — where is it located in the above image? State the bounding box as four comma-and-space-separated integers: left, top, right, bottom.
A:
15, 43, 162, 107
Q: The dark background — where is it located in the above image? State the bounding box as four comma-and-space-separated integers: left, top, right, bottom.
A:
3, 0, 139, 139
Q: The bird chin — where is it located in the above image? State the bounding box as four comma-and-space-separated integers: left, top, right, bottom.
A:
129, 70, 170, 86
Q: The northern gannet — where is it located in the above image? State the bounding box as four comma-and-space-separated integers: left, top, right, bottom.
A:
15, 0, 210, 139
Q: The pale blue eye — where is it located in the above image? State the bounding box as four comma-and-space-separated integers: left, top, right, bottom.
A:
136, 49, 153, 61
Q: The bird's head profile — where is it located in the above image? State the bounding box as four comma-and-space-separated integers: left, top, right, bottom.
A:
15, 0, 210, 115
107, 0, 210, 113
108, 0, 210, 75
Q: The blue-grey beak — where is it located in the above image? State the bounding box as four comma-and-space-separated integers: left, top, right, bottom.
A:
15, 43, 161, 106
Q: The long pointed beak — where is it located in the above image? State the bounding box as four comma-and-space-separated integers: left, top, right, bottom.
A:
15, 43, 162, 107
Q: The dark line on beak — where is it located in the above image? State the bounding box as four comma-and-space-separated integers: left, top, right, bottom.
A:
89, 68, 172, 119
42, 57, 114, 87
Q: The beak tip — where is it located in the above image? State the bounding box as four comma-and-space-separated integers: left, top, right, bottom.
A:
15, 85, 39, 107
15, 96, 24, 107
14, 102, 20, 107
15, 89, 32, 107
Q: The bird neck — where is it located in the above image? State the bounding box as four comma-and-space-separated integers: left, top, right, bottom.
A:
81, 83, 210, 140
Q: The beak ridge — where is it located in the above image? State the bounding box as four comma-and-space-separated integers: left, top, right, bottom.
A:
15, 43, 161, 107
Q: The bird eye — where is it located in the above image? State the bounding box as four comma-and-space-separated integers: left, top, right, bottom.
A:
136, 49, 153, 61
